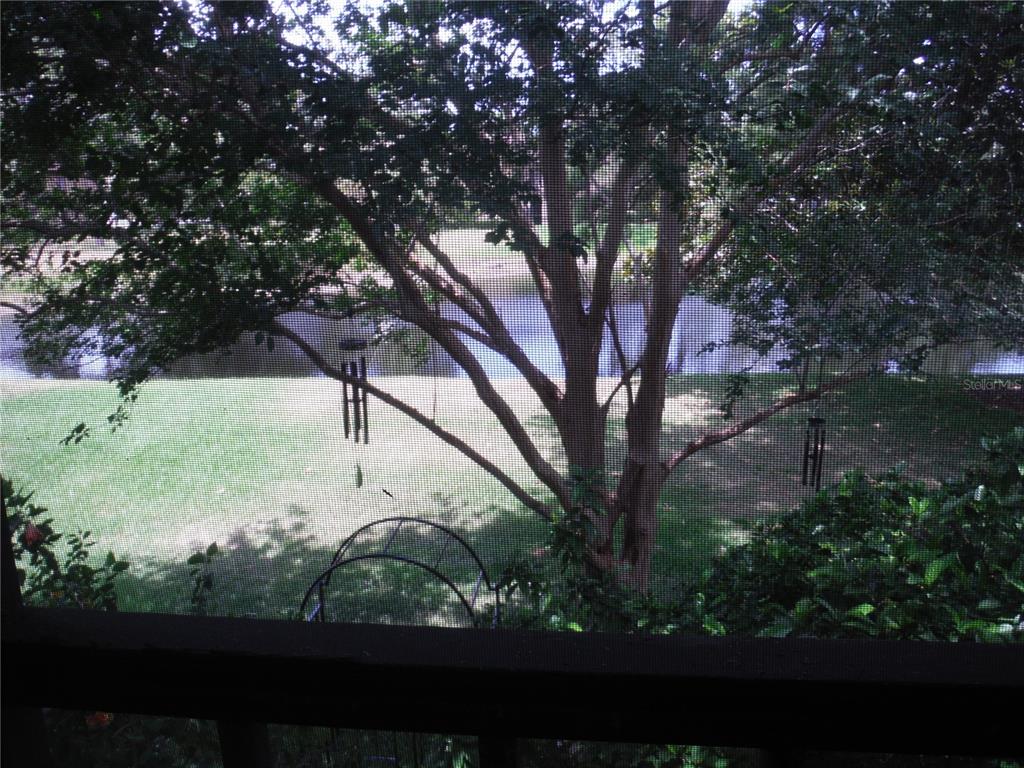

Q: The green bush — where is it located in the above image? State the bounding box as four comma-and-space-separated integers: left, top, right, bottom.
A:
497, 431, 1024, 767
3, 476, 129, 610
697, 427, 1024, 641
500, 428, 1024, 643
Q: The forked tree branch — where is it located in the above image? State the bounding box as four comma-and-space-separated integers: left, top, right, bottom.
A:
600, 307, 638, 413
299, 175, 571, 509
662, 369, 871, 472
412, 230, 563, 410
681, 105, 846, 286
413, 230, 506, 332
407, 262, 564, 411
401, 255, 496, 336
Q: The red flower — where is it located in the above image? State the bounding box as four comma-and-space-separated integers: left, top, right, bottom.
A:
84, 712, 114, 730
23, 523, 44, 549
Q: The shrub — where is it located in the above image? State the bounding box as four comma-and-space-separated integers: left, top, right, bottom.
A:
3, 476, 129, 610
697, 427, 1024, 641
498, 431, 1024, 768
500, 428, 1024, 643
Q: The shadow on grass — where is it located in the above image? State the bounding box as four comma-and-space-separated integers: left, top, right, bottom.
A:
527, 373, 1024, 598
112, 499, 546, 627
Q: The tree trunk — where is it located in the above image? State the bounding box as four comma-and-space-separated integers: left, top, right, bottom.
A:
558, 327, 613, 568
614, 459, 669, 590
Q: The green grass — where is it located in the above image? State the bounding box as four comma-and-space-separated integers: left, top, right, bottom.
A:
2, 374, 1020, 620
426, 225, 658, 292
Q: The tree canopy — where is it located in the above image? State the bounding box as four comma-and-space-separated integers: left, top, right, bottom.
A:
3, 0, 1022, 588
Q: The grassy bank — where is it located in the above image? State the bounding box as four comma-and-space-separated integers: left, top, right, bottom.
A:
1, 374, 1020, 620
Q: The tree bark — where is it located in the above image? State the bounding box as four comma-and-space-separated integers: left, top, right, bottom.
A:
614, 460, 669, 589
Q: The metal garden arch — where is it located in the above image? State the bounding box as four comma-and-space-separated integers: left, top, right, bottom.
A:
300, 516, 501, 628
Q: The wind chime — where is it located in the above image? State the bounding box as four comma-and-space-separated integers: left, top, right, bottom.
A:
339, 338, 370, 444
801, 355, 827, 492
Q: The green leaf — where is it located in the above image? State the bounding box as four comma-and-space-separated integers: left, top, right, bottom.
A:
702, 615, 727, 636
206, 542, 219, 557
847, 603, 875, 618
758, 615, 794, 638
924, 553, 958, 586
794, 597, 815, 620
908, 497, 930, 516
186, 553, 206, 565
1004, 575, 1024, 595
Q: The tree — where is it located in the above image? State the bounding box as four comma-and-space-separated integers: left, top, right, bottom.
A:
3, 1, 1022, 589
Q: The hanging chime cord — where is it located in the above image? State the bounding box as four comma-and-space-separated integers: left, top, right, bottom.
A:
431, 295, 440, 422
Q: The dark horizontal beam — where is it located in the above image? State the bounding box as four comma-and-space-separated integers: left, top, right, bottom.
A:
3, 607, 1023, 757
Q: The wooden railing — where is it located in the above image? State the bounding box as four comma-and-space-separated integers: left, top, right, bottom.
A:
3, 605, 1023, 767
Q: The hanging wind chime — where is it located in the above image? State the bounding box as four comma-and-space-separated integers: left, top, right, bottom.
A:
801, 355, 827, 492
802, 411, 826, 491
339, 338, 370, 444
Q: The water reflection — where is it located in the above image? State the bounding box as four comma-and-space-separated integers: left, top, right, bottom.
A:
1, 295, 1021, 382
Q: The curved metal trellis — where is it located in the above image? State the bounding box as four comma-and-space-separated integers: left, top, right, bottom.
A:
300, 516, 501, 629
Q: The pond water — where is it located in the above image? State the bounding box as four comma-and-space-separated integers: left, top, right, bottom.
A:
1, 294, 1021, 382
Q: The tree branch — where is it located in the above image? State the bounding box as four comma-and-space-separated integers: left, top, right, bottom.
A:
662, 369, 871, 472
600, 306, 637, 413
5, 218, 108, 240
402, 240, 563, 411
269, 319, 552, 520
299, 176, 571, 510
414, 229, 505, 332
682, 105, 846, 285
589, 162, 637, 326
521, 35, 585, 364
0, 301, 36, 317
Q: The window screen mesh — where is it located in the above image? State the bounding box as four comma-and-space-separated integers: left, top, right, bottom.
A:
33, 717, 1024, 768
2, 0, 1022, 644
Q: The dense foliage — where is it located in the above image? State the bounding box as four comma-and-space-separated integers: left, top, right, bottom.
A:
502, 427, 1024, 642
698, 427, 1024, 641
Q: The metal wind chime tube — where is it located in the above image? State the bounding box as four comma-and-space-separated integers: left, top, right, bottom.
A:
349, 360, 361, 438
802, 414, 826, 491
360, 356, 369, 443
341, 378, 351, 439
341, 349, 370, 444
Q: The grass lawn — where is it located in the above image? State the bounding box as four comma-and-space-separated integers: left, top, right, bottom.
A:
1, 373, 1020, 622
